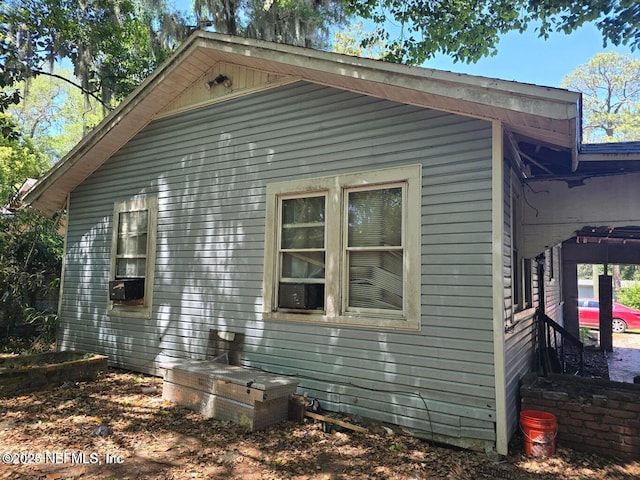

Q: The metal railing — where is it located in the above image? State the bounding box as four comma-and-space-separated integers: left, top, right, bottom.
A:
535, 309, 584, 376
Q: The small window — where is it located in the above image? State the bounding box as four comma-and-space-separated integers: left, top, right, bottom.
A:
277, 194, 326, 311
523, 258, 532, 308
108, 197, 158, 318
511, 185, 532, 312
548, 247, 555, 280
115, 209, 149, 279
263, 164, 421, 330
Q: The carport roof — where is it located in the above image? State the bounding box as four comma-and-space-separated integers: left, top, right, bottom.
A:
575, 226, 640, 244
524, 141, 640, 184
578, 141, 640, 175
23, 31, 583, 215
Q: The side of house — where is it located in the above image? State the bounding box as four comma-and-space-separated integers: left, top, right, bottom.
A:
499, 136, 567, 441
25, 32, 586, 455
500, 157, 536, 447
57, 81, 501, 451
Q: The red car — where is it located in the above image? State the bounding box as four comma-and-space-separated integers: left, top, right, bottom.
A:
578, 298, 640, 333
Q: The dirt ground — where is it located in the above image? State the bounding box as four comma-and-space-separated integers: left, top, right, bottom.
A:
608, 332, 640, 383
0, 369, 638, 480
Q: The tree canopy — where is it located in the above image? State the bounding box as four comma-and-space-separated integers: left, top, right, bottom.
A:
0, 114, 49, 203
7, 71, 104, 161
1, 0, 188, 114
2, 0, 640, 117
0, 0, 349, 120
343, 0, 640, 65
193, 0, 346, 48
561, 52, 640, 142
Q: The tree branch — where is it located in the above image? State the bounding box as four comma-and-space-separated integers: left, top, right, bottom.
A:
31, 69, 113, 111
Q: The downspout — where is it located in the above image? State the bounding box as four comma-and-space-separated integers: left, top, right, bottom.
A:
492, 121, 508, 455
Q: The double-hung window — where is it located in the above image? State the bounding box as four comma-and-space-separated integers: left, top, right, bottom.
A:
108, 197, 158, 318
346, 185, 404, 313
263, 165, 421, 330
277, 194, 326, 310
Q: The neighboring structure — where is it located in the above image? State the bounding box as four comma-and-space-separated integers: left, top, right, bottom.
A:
578, 279, 640, 300
1, 178, 37, 215
22, 31, 640, 454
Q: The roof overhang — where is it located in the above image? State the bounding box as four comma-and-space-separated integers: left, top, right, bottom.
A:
23, 31, 581, 215
522, 141, 640, 186
579, 141, 640, 162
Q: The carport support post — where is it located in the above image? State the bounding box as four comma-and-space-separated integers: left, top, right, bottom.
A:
562, 261, 579, 337
599, 274, 613, 352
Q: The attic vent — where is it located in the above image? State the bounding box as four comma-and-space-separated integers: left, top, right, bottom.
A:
207, 75, 232, 89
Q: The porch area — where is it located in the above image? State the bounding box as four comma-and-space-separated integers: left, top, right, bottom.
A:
523, 313, 640, 460
536, 309, 640, 382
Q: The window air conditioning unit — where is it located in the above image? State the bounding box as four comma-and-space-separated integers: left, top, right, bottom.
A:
278, 283, 324, 309
109, 278, 145, 301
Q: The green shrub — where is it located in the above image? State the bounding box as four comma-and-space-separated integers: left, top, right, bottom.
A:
0, 209, 62, 345
579, 327, 591, 343
617, 283, 640, 309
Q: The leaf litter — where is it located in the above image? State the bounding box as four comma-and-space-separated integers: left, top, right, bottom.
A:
0, 369, 637, 479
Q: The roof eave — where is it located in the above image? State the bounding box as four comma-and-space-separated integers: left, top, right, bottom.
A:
23, 37, 213, 215
23, 31, 581, 215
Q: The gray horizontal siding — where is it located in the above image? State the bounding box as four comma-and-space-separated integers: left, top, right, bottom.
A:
60, 81, 495, 450
504, 312, 535, 439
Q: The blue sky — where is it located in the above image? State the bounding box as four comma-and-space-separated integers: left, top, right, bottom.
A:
424, 23, 638, 88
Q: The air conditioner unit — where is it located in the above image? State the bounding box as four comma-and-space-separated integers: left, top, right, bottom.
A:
278, 283, 324, 310
109, 278, 145, 301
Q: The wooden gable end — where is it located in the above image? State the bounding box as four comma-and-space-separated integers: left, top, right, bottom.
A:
156, 62, 293, 118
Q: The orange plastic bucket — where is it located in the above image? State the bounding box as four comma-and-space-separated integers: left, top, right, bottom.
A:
520, 410, 557, 457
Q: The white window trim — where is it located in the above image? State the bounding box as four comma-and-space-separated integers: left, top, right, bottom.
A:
511, 178, 532, 313
262, 164, 422, 331
107, 196, 158, 319
341, 182, 406, 316
548, 246, 556, 281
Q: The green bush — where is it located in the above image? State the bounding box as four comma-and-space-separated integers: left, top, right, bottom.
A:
617, 283, 640, 309
0, 208, 62, 346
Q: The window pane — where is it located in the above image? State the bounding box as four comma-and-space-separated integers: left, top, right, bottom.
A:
116, 208, 149, 279
119, 210, 148, 234
348, 188, 402, 247
117, 234, 147, 256
349, 251, 402, 310
281, 197, 325, 249
281, 226, 324, 250
281, 252, 325, 279
116, 258, 146, 278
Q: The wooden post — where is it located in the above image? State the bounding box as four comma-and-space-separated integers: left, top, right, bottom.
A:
599, 275, 613, 352
562, 262, 579, 337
